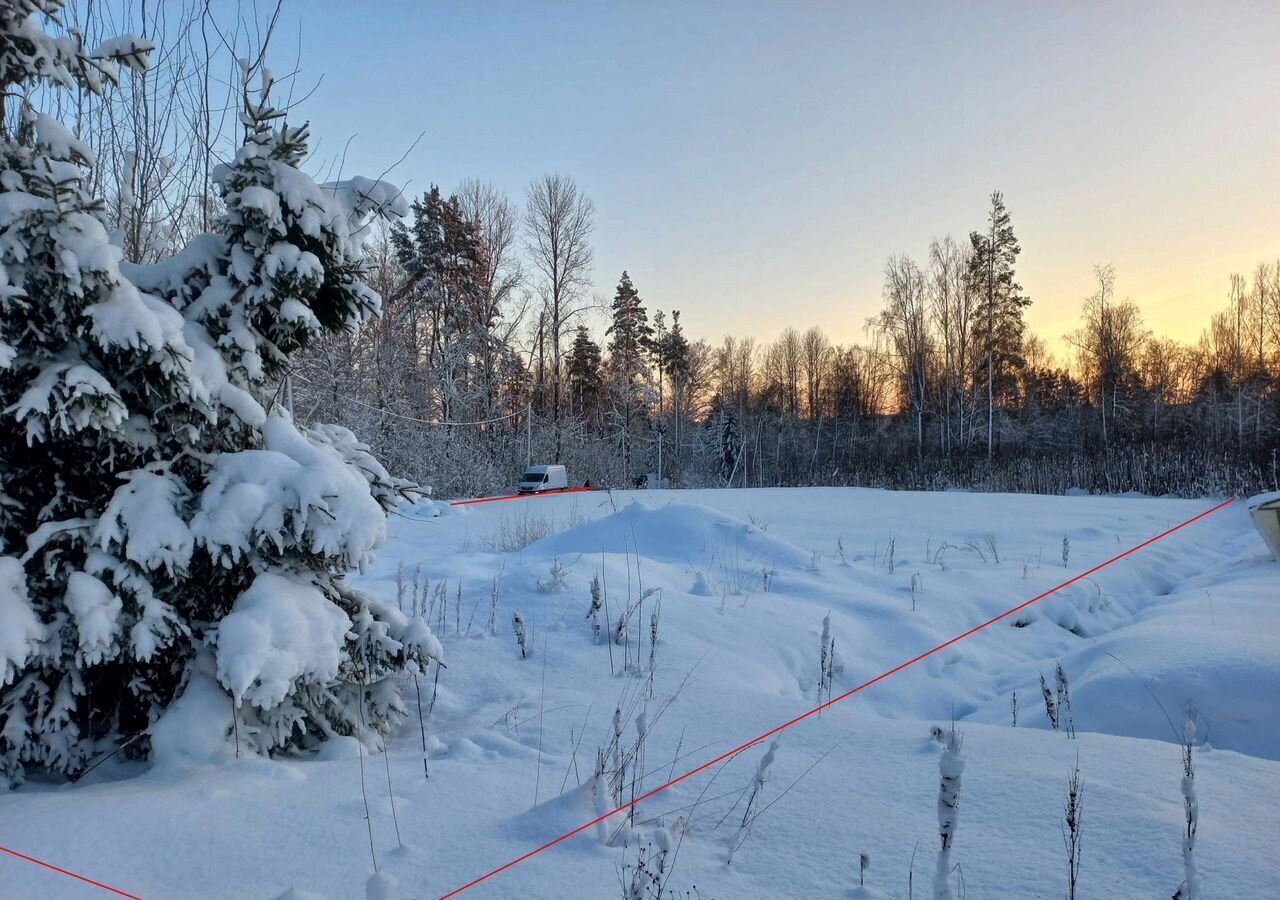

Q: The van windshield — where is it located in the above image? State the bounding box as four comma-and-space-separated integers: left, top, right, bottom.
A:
521, 471, 545, 482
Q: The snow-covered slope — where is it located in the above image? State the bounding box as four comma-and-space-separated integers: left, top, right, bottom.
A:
3, 488, 1278, 899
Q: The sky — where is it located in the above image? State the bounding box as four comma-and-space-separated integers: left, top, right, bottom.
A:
262, 1, 1277, 362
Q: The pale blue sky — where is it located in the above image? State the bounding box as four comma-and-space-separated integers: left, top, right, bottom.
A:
277, 1, 1277, 356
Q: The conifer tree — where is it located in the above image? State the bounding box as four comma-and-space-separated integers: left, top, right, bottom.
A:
566, 323, 603, 423
0, 5, 439, 785
391, 186, 487, 419
968, 191, 1030, 458
0, 0, 171, 783
606, 271, 652, 475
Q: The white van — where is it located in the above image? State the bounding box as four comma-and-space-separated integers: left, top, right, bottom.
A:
518, 464, 569, 493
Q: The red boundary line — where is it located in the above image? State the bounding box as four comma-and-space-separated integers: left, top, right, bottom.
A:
0, 844, 142, 899
437, 497, 1235, 898
450, 487, 592, 507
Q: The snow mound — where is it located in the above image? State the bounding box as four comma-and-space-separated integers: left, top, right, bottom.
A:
528, 499, 811, 569
365, 871, 398, 900
505, 779, 597, 842
690, 570, 713, 595
1061, 563, 1280, 759
849, 887, 891, 900
272, 889, 327, 900
150, 671, 236, 768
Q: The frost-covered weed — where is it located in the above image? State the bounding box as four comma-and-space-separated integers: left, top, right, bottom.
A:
982, 533, 1000, 565
588, 572, 604, 642
1064, 760, 1084, 900
485, 507, 559, 552
1174, 718, 1200, 900
489, 569, 503, 637
717, 538, 760, 596
728, 738, 780, 864
1055, 663, 1076, 738
431, 581, 448, 632
1040, 674, 1060, 731
818, 612, 835, 702
513, 610, 528, 658
933, 725, 964, 900
455, 581, 463, 636
648, 604, 661, 695
539, 555, 572, 593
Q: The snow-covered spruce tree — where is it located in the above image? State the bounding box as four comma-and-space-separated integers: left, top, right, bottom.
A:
0, 0, 166, 784
0, 6, 435, 785
120, 69, 438, 763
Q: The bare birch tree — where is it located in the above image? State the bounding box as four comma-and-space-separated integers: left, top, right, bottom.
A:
525, 173, 594, 460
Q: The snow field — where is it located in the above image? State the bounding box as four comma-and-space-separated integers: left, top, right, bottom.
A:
3, 487, 1278, 898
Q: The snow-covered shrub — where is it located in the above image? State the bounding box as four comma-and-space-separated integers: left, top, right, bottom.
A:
0, 5, 432, 784
538, 555, 571, 593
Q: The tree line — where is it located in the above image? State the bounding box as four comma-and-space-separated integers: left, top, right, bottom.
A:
292, 180, 1278, 499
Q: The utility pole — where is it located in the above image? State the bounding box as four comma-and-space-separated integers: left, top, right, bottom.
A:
526, 402, 532, 468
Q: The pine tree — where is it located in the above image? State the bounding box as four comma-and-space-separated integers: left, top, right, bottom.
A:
391, 186, 487, 420
566, 323, 603, 424
968, 191, 1030, 459
0, 13, 439, 785
606, 271, 652, 475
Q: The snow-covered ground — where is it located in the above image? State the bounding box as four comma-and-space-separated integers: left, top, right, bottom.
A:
4, 488, 1279, 899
